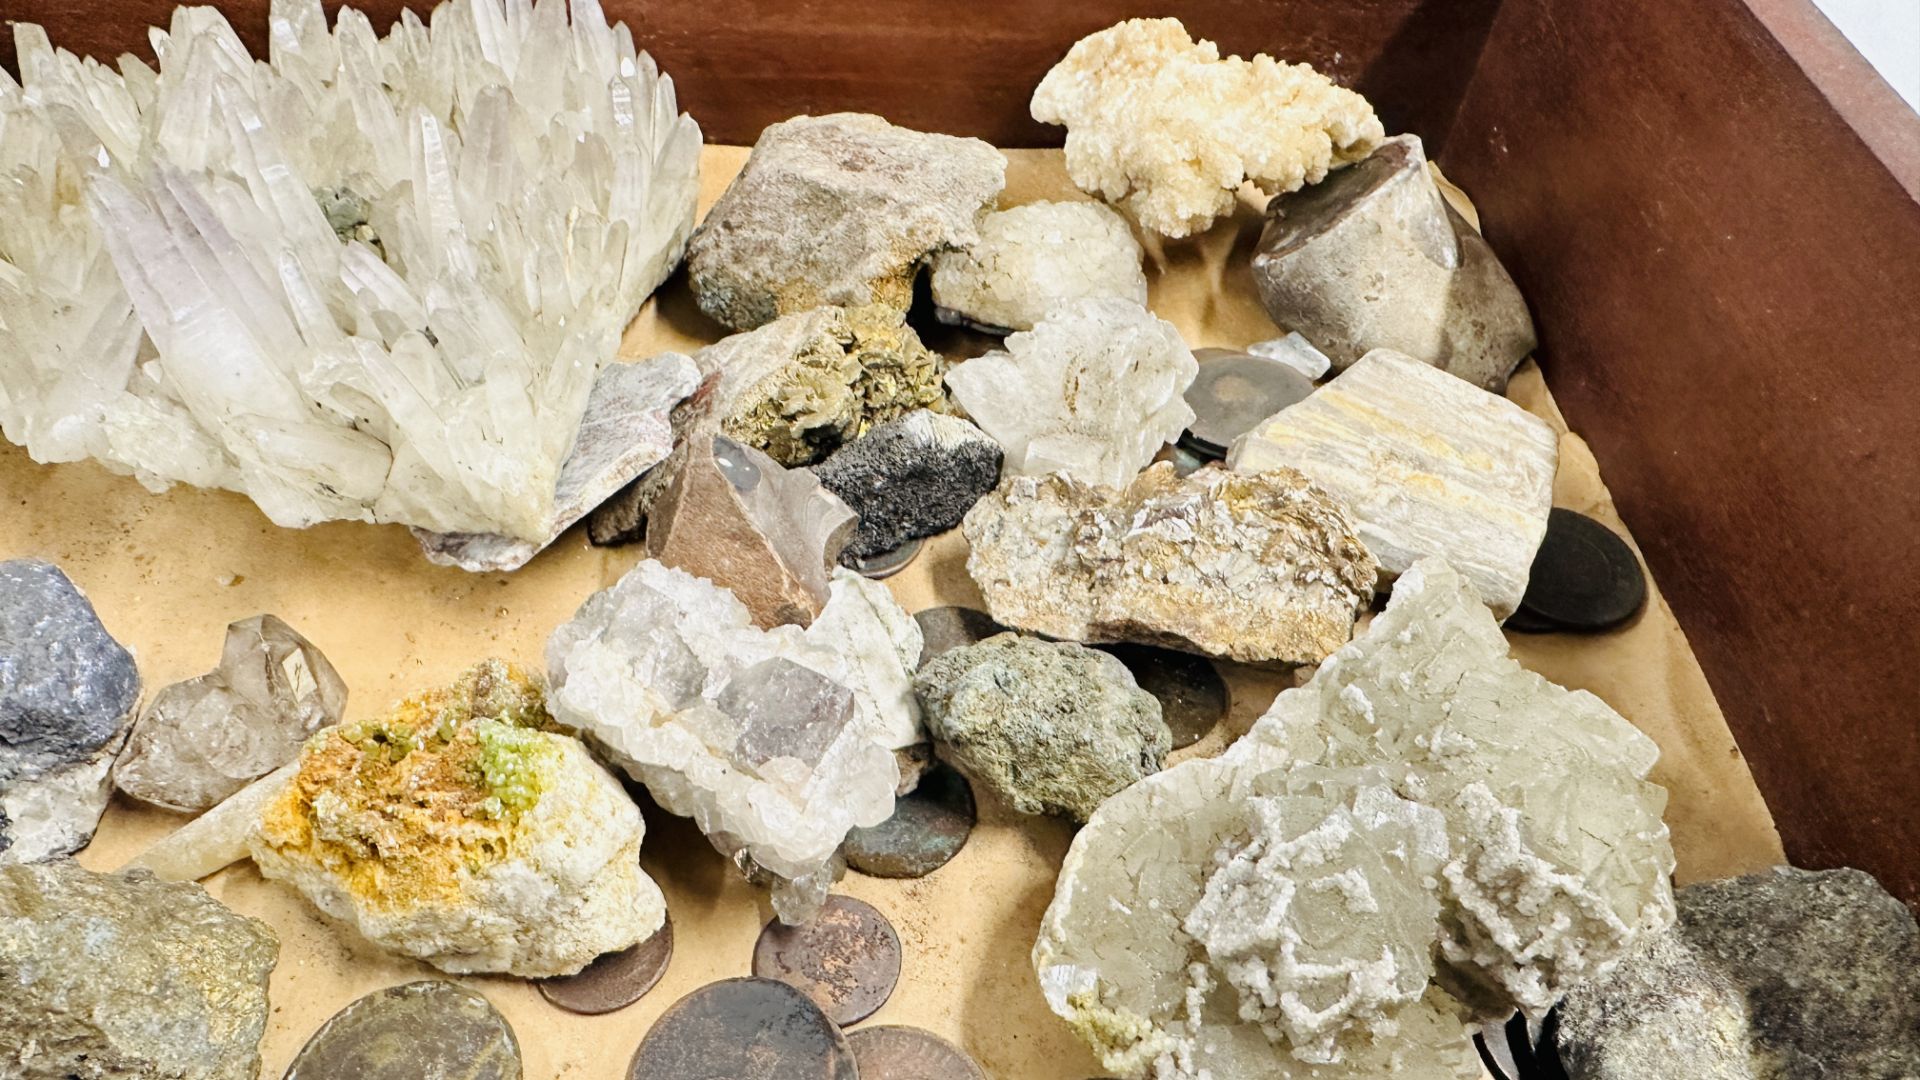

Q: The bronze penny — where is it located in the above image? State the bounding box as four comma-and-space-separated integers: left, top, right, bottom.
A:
751, 895, 902, 1025
844, 762, 976, 878
846, 1025, 988, 1080
848, 537, 923, 580
1184, 348, 1317, 453
284, 980, 520, 1080
537, 913, 674, 1015
912, 605, 1008, 669
1096, 643, 1230, 750
628, 977, 856, 1080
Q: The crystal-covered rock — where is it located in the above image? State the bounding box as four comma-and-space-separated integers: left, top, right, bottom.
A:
929, 201, 1147, 333
0, 559, 139, 861
1229, 348, 1558, 618
964, 464, 1377, 664
688, 112, 1007, 330
0, 859, 278, 1080
250, 660, 662, 977
116, 614, 346, 813
812, 410, 1003, 561
545, 560, 923, 922
944, 297, 1196, 488
1030, 18, 1383, 238
915, 634, 1168, 822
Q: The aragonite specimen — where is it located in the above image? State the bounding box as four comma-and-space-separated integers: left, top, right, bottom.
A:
944, 297, 1197, 488
929, 201, 1147, 332
812, 410, 1004, 560
1229, 348, 1558, 618
688, 112, 1007, 330
0, 859, 278, 1080
914, 634, 1169, 822
963, 463, 1377, 664
546, 561, 924, 923
250, 660, 662, 978
0, 0, 700, 549
116, 614, 346, 813
1031, 18, 1383, 237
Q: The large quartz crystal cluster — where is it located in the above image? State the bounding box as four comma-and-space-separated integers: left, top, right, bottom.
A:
0, 0, 700, 554
546, 560, 924, 922
1031, 18, 1383, 237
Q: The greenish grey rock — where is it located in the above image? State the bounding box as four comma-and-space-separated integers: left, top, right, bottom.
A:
0, 859, 278, 1080
913, 633, 1168, 822
286, 980, 521, 1080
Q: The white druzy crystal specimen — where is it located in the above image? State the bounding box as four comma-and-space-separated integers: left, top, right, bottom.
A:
0, 0, 700, 548
545, 560, 924, 922
944, 297, 1196, 489
929, 201, 1147, 333
1031, 18, 1383, 238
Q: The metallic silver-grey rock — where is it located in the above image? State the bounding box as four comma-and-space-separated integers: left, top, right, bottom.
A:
812, 410, 1003, 561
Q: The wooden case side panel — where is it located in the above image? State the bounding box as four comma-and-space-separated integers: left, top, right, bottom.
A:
1442, 0, 1920, 902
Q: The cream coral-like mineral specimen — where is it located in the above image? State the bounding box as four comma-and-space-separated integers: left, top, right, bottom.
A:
929, 201, 1148, 332
249, 660, 662, 978
1030, 18, 1383, 237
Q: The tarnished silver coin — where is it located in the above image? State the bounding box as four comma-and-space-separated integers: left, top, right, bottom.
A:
628, 977, 856, 1080
848, 537, 923, 580
912, 605, 1008, 669
1184, 347, 1317, 453
752, 895, 902, 1025
1097, 643, 1230, 750
537, 913, 674, 1015
847, 1025, 989, 1080
844, 762, 976, 878
284, 980, 520, 1080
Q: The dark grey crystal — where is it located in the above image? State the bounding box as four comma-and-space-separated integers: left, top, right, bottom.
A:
813, 410, 1002, 561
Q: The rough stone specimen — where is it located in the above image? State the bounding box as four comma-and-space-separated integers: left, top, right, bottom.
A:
0, 559, 139, 861
688, 112, 1007, 330
963, 464, 1377, 664
284, 980, 522, 1080
588, 367, 725, 547
1558, 866, 1920, 1080
250, 660, 662, 978
1031, 18, 1383, 237
1253, 135, 1536, 393
929, 201, 1148, 332
547, 561, 924, 923
813, 410, 1003, 560
116, 614, 346, 813
0, 859, 277, 1080
914, 634, 1168, 822
1, 1, 701, 547
649, 434, 857, 627
945, 298, 1197, 488
1229, 349, 1557, 618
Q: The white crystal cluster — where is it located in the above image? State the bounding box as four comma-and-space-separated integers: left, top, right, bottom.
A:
0, 0, 700, 546
929, 201, 1147, 332
545, 560, 924, 922
945, 297, 1196, 489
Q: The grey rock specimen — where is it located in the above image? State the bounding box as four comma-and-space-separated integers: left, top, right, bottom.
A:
284, 980, 521, 1080
1253, 134, 1536, 392
689, 113, 1007, 330
0, 859, 278, 1080
813, 410, 1003, 560
915, 633, 1168, 822
115, 614, 346, 813
0, 559, 139, 861
1558, 866, 1920, 1080
1229, 348, 1558, 619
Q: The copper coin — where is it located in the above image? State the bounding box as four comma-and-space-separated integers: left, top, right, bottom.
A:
1096, 643, 1230, 750
846, 1025, 988, 1080
1184, 348, 1316, 452
848, 537, 923, 580
1510, 508, 1647, 633
912, 606, 1008, 669
284, 980, 520, 1080
751, 895, 902, 1025
843, 762, 976, 878
628, 977, 856, 1080
537, 913, 674, 1015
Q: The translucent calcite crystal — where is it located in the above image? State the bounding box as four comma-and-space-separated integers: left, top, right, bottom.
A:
929, 201, 1148, 333
0, 0, 700, 548
944, 298, 1196, 488
545, 560, 924, 922
249, 660, 662, 978
1030, 18, 1383, 237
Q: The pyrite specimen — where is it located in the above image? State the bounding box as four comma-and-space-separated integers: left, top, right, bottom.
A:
1229, 348, 1558, 618
1253, 135, 1536, 392
963, 464, 1377, 665
1031, 18, 1383, 237
0, 559, 138, 861
115, 614, 347, 813
546, 560, 924, 923
0, 859, 278, 1080
915, 634, 1169, 822
944, 297, 1197, 489
929, 201, 1148, 333
250, 660, 663, 978
813, 410, 1004, 561
648, 434, 858, 628
688, 112, 1007, 330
